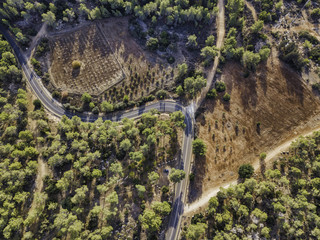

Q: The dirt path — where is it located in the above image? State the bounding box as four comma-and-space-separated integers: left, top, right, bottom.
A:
35, 157, 48, 193
245, 0, 258, 21
194, 0, 225, 110
26, 23, 47, 59
185, 122, 320, 214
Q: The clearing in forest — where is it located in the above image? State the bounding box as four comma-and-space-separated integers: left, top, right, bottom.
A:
49, 23, 124, 95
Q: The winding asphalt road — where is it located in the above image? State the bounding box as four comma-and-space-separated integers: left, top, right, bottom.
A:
0, 24, 194, 240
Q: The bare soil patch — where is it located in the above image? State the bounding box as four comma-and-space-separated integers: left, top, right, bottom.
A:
48, 23, 124, 95
189, 53, 320, 204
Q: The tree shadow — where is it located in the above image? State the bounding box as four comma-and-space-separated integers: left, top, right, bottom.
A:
187, 155, 207, 203
72, 68, 80, 78
280, 61, 305, 105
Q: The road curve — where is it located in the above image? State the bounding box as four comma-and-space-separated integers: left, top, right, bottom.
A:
0, 24, 193, 240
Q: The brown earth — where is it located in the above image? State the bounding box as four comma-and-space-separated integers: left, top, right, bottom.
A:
49, 23, 124, 96
46, 17, 178, 105
189, 50, 320, 203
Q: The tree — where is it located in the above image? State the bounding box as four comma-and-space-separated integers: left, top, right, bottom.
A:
242, 51, 261, 71
139, 209, 162, 232
192, 139, 207, 156
259, 48, 270, 61
186, 222, 207, 240
205, 35, 215, 47
169, 168, 186, 183
148, 171, 159, 185
146, 37, 159, 51
223, 93, 231, 102
152, 201, 171, 216
170, 111, 186, 129
207, 89, 217, 99
136, 185, 146, 198
177, 63, 188, 79
81, 92, 92, 103
176, 85, 184, 96
238, 164, 254, 179
215, 81, 226, 92
184, 75, 206, 97
251, 20, 264, 34
42, 11, 56, 27
33, 99, 42, 110
100, 101, 113, 113
186, 35, 198, 49
201, 46, 218, 63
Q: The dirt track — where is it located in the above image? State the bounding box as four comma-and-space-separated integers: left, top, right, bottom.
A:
187, 49, 320, 211
185, 122, 320, 214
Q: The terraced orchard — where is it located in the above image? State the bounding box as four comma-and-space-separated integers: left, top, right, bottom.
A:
49, 24, 124, 95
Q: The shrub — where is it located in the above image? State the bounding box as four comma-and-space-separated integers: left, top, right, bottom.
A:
167, 56, 175, 64
238, 164, 254, 179
207, 89, 217, 99
215, 82, 226, 92
192, 139, 207, 157
223, 93, 231, 102
72, 60, 81, 69
156, 90, 167, 100
33, 99, 42, 109
146, 37, 159, 51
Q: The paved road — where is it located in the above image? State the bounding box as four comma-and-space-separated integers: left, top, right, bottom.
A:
0, 24, 194, 240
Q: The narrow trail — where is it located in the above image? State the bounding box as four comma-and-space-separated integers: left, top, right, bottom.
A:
245, 0, 258, 21
194, 0, 225, 111
26, 23, 47, 59
185, 124, 320, 214
34, 157, 48, 193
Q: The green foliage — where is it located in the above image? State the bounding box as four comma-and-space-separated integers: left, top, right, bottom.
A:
207, 88, 217, 99
42, 11, 56, 26
242, 51, 261, 71
238, 163, 254, 179
279, 40, 306, 70
185, 222, 207, 240
222, 92, 230, 102
139, 209, 162, 232
184, 75, 206, 97
148, 171, 159, 185
169, 168, 186, 183
72, 60, 81, 69
186, 34, 198, 49
259, 47, 270, 61
151, 201, 171, 216
192, 139, 207, 156
33, 99, 42, 110
250, 20, 264, 34
81, 92, 92, 103
146, 37, 159, 51
100, 101, 114, 113
215, 81, 226, 92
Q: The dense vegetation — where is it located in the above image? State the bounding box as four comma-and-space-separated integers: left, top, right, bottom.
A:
0, 33, 190, 239
185, 131, 320, 239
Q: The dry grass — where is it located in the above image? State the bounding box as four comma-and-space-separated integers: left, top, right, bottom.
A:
49, 24, 124, 95
189, 52, 320, 203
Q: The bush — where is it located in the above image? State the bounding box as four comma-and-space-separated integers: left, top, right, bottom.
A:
223, 93, 231, 102
167, 56, 175, 64
192, 139, 207, 157
33, 99, 42, 109
156, 90, 167, 100
146, 37, 159, 51
238, 164, 254, 179
206, 89, 217, 99
72, 60, 81, 69
215, 82, 226, 92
